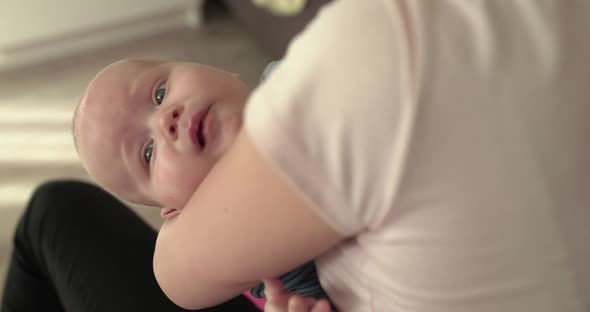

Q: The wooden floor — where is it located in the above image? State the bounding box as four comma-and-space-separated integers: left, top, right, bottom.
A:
0, 11, 271, 299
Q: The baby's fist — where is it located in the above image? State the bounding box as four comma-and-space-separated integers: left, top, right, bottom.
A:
263, 278, 331, 312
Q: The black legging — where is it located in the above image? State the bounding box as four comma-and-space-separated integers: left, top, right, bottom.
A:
0, 180, 258, 312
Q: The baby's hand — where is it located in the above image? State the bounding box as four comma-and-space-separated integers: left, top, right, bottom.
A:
263, 278, 332, 312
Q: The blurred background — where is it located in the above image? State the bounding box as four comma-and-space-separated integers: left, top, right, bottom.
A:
0, 0, 330, 298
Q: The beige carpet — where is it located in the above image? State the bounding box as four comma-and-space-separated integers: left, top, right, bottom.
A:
0, 10, 272, 299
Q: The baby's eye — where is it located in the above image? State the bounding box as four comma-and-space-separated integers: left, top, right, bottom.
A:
154, 83, 166, 105
144, 142, 154, 164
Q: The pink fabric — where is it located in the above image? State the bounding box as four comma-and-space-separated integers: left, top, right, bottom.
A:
243, 291, 265, 310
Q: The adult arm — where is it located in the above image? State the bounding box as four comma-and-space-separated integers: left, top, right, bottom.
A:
154, 130, 345, 309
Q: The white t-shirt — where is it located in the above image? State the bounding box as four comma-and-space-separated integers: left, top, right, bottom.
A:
245, 0, 590, 311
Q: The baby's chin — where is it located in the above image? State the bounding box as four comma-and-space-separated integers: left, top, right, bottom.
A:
212, 120, 243, 160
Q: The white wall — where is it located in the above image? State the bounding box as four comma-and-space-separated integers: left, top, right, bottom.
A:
0, 0, 202, 70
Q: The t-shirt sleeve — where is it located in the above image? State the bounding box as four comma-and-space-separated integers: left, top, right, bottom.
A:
245, 0, 417, 236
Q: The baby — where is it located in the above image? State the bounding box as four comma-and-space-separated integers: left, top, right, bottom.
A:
73, 59, 328, 307
73, 59, 249, 212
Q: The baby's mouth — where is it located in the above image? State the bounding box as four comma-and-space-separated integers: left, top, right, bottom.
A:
189, 105, 212, 150
196, 120, 206, 148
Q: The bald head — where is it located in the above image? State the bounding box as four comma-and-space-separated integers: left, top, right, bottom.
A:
73, 60, 160, 153
74, 59, 164, 204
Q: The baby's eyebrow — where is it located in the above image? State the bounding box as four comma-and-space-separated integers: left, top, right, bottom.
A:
128, 69, 163, 107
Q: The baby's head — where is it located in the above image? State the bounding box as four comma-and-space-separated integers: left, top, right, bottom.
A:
73, 59, 250, 217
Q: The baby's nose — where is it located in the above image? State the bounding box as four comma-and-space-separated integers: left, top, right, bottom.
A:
158, 105, 183, 141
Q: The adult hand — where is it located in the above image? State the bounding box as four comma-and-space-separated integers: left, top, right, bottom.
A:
263, 278, 332, 312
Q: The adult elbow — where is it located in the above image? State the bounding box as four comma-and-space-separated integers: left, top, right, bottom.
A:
153, 251, 194, 309
153, 246, 228, 310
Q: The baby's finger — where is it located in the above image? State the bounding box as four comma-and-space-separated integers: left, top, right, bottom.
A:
262, 278, 286, 301
310, 299, 331, 312
288, 295, 314, 312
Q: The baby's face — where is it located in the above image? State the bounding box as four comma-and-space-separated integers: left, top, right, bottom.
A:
76, 60, 249, 218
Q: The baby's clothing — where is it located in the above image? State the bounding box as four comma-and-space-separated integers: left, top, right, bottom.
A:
250, 261, 327, 299
245, 0, 590, 311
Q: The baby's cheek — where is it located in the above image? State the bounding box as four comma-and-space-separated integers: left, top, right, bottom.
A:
151, 167, 192, 207
164, 185, 194, 208
153, 147, 213, 207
